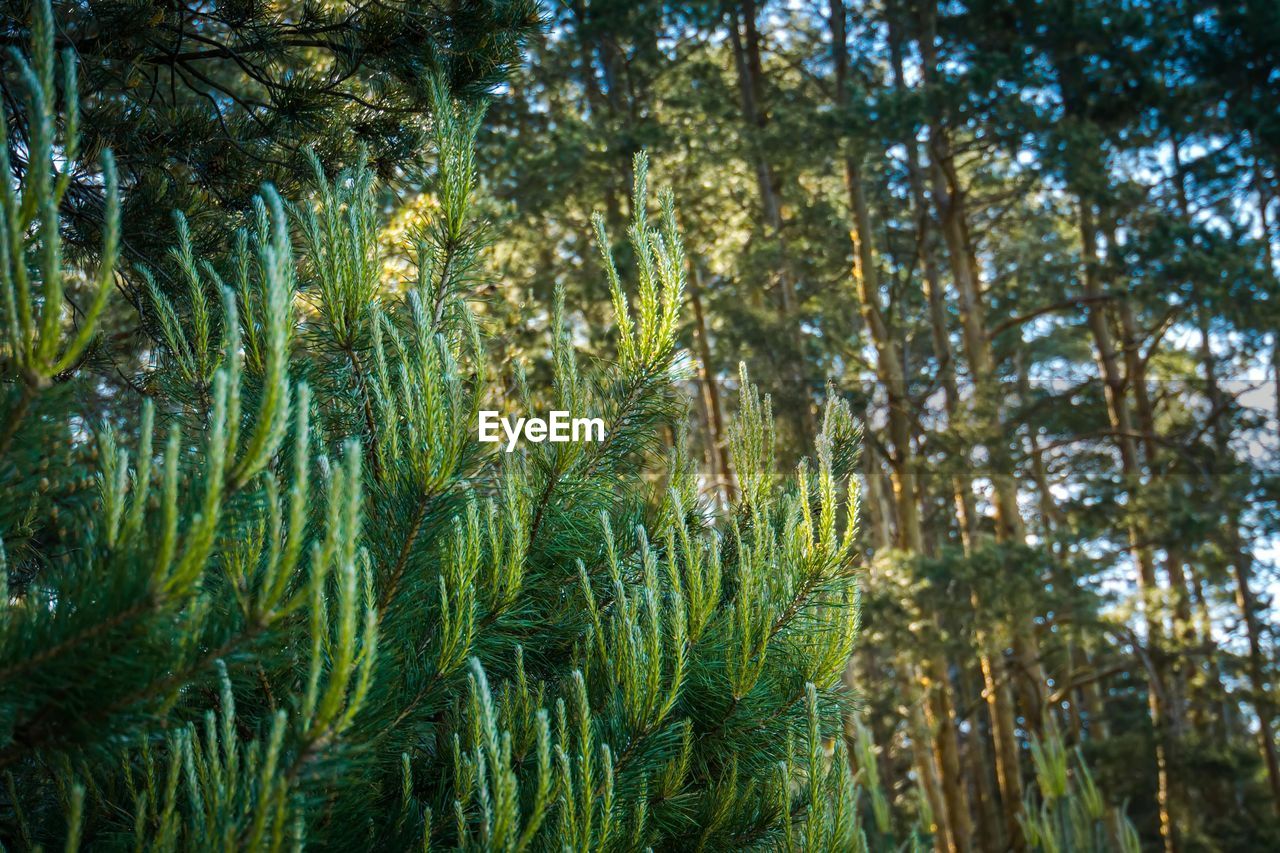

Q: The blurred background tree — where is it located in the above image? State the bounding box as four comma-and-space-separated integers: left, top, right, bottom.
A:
479, 1, 1280, 850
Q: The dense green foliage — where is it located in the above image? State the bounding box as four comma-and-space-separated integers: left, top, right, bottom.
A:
0, 0, 541, 262
0, 5, 876, 849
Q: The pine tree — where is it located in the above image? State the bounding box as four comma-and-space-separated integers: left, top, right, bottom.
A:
0, 6, 871, 849
1019, 725, 1141, 853
0, 0, 541, 265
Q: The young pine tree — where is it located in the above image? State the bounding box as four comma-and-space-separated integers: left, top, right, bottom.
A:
1020, 725, 1142, 853
0, 5, 868, 849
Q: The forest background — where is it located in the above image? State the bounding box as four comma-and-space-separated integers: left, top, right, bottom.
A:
0, 0, 1278, 851
479, 2, 1280, 851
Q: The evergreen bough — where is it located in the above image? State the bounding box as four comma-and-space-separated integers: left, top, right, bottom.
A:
0, 6, 867, 849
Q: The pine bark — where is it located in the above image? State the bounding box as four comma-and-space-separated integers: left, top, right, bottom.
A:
728, 0, 815, 442
886, 8, 978, 552
901, 667, 954, 853
1078, 201, 1180, 853
689, 262, 737, 505
833, 10, 972, 842
846, 149, 972, 851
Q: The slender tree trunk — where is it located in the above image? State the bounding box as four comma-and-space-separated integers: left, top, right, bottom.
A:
864, 440, 896, 552
885, 17, 1013, 844
922, 659, 973, 853
925, 140, 1025, 548
730, 3, 783, 243
916, 19, 1034, 850
845, 145, 971, 851
912, 9, 1042, 845
1103, 204, 1196, 733
1018, 357, 1061, 540
902, 666, 953, 853
566, 0, 626, 227
957, 665, 1002, 852
1197, 315, 1280, 814
1120, 298, 1195, 727
917, 18, 1050, 744
689, 262, 736, 505
847, 164, 920, 552
833, 13, 971, 834
1078, 200, 1180, 853
728, 1, 814, 442
1187, 567, 1233, 742
885, 9, 978, 552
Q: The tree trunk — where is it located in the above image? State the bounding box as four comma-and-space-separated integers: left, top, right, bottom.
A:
902, 666, 953, 853
885, 7, 978, 553
566, 0, 625, 227
728, 1, 814, 442
845, 144, 971, 851
912, 8, 1044, 845
1078, 200, 1180, 853
833, 11, 972, 836
1197, 315, 1280, 815
864, 439, 896, 553
689, 262, 736, 505
847, 161, 920, 552
925, 136, 1025, 547
1187, 566, 1233, 742
922, 659, 973, 853
957, 665, 1003, 852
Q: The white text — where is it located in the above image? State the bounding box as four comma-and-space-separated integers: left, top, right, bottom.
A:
478, 410, 606, 452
